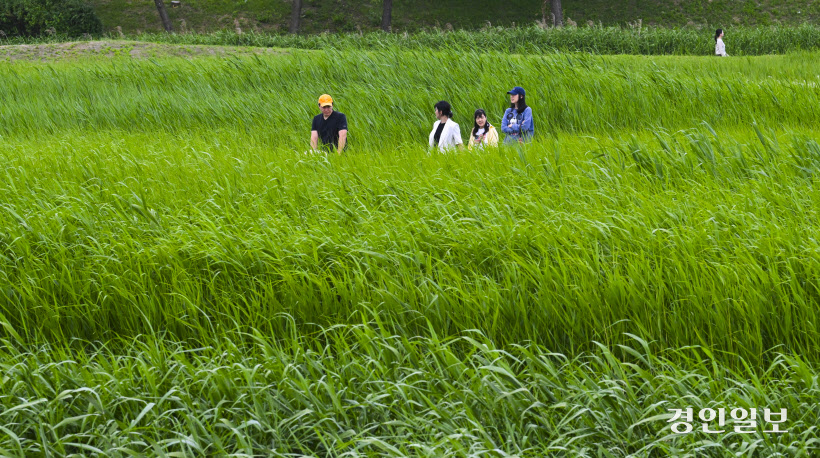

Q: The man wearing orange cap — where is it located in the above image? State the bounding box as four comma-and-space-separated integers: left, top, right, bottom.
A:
310, 94, 348, 154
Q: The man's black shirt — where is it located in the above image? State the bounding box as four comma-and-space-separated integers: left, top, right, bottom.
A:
311, 111, 348, 148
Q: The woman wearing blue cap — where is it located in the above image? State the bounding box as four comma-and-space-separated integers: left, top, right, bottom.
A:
501, 87, 534, 144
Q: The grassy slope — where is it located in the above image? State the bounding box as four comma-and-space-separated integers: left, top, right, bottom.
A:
0, 40, 285, 61
91, 0, 820, 34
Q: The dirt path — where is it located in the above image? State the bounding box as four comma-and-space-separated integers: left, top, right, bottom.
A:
0, 40, 286, 62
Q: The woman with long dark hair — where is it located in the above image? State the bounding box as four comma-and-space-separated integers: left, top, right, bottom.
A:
428, 100, 464, 152
468, 109, 499, 150
715, 29, 729, 57
501, 86, 534, 145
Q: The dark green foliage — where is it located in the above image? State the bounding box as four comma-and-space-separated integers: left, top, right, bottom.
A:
0, 0, 102, 37
87, 0, 820, 35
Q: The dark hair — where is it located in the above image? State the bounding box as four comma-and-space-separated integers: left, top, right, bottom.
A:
509, 95, 528, 114
715, 29, 723, 42
434, 101, 453, 118
471, 109, 492, 137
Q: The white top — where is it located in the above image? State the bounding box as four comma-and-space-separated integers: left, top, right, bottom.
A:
472, 127, 488, 149
715, 38, 728, 56
428, 119, 463, 152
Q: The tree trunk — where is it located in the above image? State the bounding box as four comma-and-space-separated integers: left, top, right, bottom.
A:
551, 0, 563, 27
290, 0, 302, 34
154, 0, 174, 32
381, 0, 393, 32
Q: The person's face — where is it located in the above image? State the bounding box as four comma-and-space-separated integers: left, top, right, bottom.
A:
435, 108, 442, 119
510, 93, 520, 104
476, 114, 487, 127
320, 104, 333, 115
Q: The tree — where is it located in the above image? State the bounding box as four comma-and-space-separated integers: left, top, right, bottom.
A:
551, 0, 563, 27
381, 0, 393, 32
289, 0, 302, 34
154, 0, 173, 32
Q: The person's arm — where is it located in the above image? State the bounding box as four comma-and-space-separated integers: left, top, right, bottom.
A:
501, 109, 514, 134
520, 107, 534, 134
520, 107, 534, 142
337, 130, 347, 154
454, 124, 464, 150
310, 116, 319, 150
487, 127, 499, 146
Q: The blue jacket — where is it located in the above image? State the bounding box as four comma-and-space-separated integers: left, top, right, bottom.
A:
501, 106, 534, 143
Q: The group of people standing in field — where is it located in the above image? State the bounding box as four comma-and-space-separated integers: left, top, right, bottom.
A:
309, 30, 729, 154
309, 86, 534, 154
427, 86, 533, 152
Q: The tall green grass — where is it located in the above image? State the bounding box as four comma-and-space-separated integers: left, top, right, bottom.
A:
0, 325, 817, 456
2, 49, 819, 141
3, 124, 820, 367
1, 47, 819, 454
127, 24, 820, 55
4, 24, 820, 55
2, 47, 820, 362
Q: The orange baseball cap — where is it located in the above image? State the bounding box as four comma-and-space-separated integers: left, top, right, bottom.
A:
318, 94, 333, 107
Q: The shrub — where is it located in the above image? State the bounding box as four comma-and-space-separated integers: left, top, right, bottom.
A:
0, 0, 102, 38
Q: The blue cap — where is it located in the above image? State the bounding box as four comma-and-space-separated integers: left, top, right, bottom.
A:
507, 86, 525, 97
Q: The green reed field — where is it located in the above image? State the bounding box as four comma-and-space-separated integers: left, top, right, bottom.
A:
7, 24, 820, 55
1, 43, 820, 456
127, 24, 820, 55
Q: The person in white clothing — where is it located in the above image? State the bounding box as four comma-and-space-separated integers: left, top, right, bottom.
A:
428, 101, 464, 152
715, 29, 729, 57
